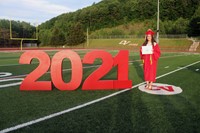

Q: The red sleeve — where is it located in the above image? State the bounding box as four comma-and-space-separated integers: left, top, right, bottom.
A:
153, 44, 161, 60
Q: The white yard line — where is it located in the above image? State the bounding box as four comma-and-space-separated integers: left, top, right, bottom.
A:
1, 60, 199, 133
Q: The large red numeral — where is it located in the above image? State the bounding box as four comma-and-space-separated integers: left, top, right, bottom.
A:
19, 50, 131, 91
51, 50, 83, 90
82, 51, 114, 90
19, 51, 51, 91
113, 50, 132, 89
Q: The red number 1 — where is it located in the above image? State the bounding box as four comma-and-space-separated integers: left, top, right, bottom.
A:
114, 50, 132, 89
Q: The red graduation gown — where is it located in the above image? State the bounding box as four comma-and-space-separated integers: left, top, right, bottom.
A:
140, 44, 161, 82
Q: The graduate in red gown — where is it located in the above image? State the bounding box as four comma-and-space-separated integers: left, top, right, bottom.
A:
140, 29, 161, 90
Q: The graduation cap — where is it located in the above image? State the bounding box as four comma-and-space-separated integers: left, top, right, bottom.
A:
145, 29, 155, 36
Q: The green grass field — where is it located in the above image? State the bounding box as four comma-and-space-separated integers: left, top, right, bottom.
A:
0, 49, 200, 133
64, 38, 193, 53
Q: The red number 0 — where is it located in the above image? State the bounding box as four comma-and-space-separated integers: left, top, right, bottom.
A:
51, 50, 82, 90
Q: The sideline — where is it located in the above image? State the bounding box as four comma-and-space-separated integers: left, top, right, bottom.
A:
1, 60, 199, 133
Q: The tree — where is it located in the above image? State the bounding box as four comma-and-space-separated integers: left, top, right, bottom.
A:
66, 23, 86, 46
188, 5, 200, 37
173, 18, 189, 34
50, 27, 66, 46
135, 0, 157, 20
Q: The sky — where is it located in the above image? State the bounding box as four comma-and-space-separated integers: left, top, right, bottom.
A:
0, 0, 102, 25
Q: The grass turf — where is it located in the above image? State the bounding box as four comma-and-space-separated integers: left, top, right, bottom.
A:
80, 38, 192, 51
59, 38, 193, 52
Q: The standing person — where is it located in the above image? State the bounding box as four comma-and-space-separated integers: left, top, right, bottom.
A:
140, 29, 161, 90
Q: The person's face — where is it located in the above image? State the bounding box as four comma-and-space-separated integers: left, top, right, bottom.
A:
146, 35, 152, 41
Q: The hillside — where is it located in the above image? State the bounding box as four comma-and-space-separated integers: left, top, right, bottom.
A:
38, 0, 200, 46
0, 0, 199, 47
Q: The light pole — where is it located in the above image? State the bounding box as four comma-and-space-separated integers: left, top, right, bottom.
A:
87, 27, 89, 47
157, 0, 160, 43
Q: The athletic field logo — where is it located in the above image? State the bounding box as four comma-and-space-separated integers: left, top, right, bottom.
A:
138, 83, 182, 95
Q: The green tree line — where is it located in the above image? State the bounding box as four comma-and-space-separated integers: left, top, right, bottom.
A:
0, 19, 36, 47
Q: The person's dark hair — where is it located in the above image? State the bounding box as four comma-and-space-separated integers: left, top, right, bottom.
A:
143, 35, 156, 46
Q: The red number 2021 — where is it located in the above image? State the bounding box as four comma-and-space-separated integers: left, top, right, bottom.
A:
19, 50, 132, 91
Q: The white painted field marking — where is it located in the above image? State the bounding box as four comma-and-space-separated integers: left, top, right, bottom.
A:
177, 67, 188, 69
0, 78, 23, 88
0, 72, 24, 88
0, 72, 12, 78
164, 66, 169, 69
1, 60, 199, 133
119, 40, 131, 45
196, 69, 199, 71
138, 83, 182, 95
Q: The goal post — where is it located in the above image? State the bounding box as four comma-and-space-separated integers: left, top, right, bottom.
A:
10, 20, 38, 50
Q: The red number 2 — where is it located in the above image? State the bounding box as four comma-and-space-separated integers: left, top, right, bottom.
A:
19, 51, 51, 91
82, 51, 114, 90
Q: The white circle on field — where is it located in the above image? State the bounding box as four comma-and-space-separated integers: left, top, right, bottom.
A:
0, 78, 24, 88
138, 83, 182, 95
0, 72, 12, 78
